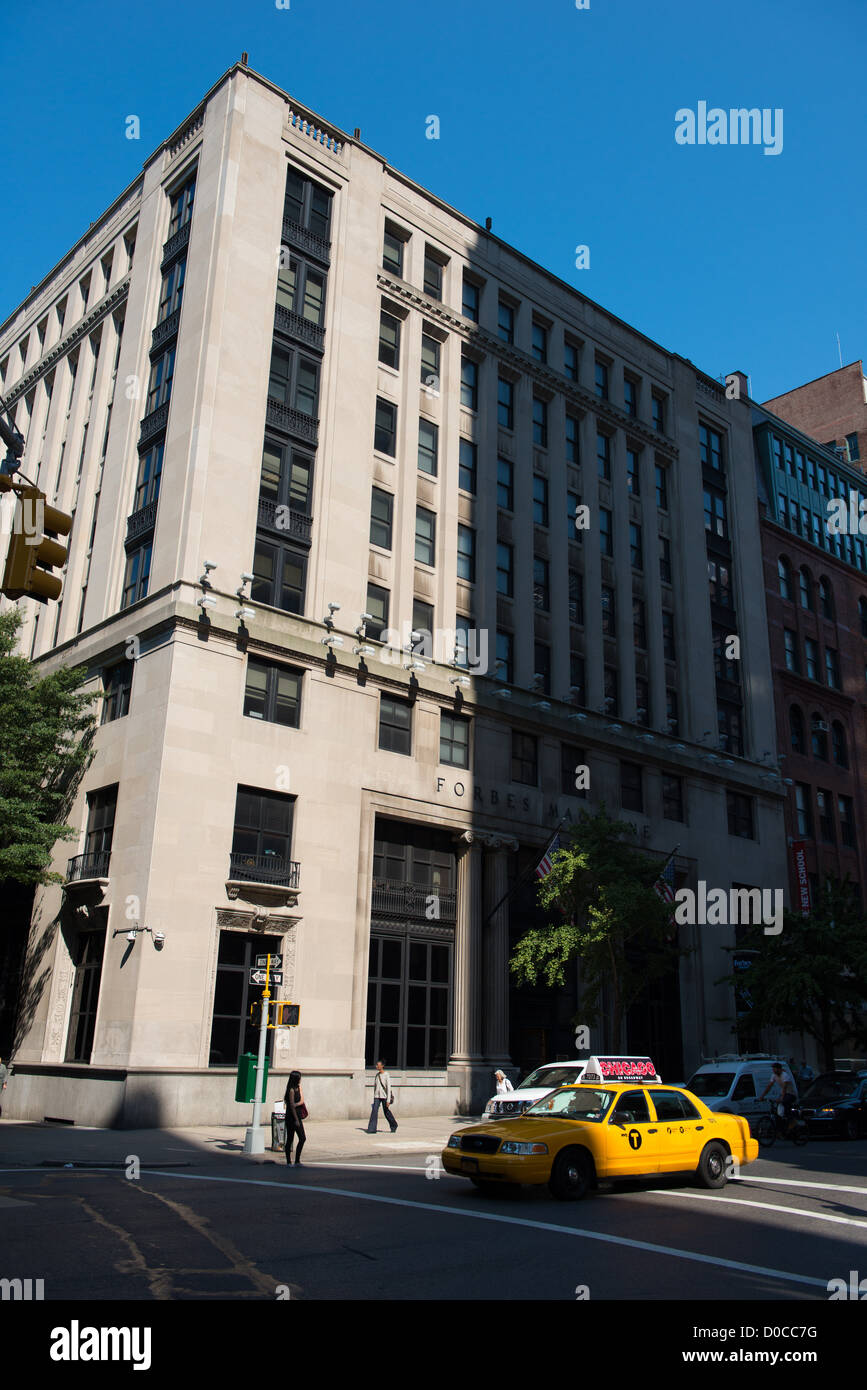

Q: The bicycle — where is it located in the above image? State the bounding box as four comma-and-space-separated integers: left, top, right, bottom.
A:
752, 1099, 808, 1148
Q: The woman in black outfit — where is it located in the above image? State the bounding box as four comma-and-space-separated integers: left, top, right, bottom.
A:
284, 1070, 306, 1165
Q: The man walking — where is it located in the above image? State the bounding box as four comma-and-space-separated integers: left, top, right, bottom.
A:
367, 1059, 398, 1134
0, 1056, 8, 1118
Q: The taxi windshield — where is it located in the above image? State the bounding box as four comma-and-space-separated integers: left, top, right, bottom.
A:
517, 1066, 586, 1090
686, 1071, 736, 1098
523, 1087, 615, 1122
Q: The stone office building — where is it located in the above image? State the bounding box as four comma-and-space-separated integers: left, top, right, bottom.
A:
0, 63, 788, 1125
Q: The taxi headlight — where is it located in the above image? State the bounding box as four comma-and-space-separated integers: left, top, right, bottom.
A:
447, 1135, 462, 1148
500, 1141, 549, 1155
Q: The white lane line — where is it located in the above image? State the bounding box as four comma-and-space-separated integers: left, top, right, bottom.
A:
136, 1168, 829, 1292
646, 1188, 867, 1231
735, 1174, 867, 1197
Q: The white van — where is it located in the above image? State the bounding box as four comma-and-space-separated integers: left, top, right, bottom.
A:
481, 1055, 660, 1119
685, 1053, 798, 1119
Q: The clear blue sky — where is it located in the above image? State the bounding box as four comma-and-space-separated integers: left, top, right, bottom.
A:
3, 0, 865, 400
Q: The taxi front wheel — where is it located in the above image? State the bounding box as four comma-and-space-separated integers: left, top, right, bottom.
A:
696, 1141, 729, 1189
549, 1148, 592, 1201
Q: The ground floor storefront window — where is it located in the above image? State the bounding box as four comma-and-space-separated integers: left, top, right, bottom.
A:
209, 930, 282, 1066
65, 927, 107, 1063
366, 933, 451, 1068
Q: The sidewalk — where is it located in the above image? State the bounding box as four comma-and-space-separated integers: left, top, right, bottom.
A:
0, 1112, 476, 1169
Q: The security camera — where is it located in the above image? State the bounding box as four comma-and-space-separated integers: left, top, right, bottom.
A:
153, 931, 165, 950
241, 572, 254, 584
202, 561, 217, 572
126, 929, 137, 943
235, 606, 256, 621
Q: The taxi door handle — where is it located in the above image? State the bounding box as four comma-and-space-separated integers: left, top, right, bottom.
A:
696, 1125, 704, 1131
648, 1128, 657, 1134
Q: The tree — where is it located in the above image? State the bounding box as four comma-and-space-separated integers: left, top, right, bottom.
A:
717, 879, 867, 1070
509, 806, 686, 1048
0, 607, 98, 886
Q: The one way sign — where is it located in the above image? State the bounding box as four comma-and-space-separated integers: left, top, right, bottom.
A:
249, 969, 283, 986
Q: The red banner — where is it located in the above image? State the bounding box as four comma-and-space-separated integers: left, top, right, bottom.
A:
791, 840, 811, 915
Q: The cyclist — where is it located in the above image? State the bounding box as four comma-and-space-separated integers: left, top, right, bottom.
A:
759, 1062, 798, 1138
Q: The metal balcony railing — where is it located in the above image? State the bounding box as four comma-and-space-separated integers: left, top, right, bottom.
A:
256, 498, 313, 543
281, 216, 330, 265
125, 499, 158, 545
274, 305, 324, 352
66, 850, 111, 882
151, 309, 180, 353
161, 220, 191, 268
228, 852, 300, 888
265, 397, 318, 445
371, 878, 456, 924
138, 402, 170, 447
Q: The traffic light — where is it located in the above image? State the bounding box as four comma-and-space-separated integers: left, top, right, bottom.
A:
1, 479, 72, 602
275, 1002, 300, 1027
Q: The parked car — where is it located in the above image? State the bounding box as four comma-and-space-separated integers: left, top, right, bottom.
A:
685, 1053, 798, 1122
798, 1071, 867, 1140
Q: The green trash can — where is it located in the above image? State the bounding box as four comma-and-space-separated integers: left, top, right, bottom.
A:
235, 1052, 270, 1103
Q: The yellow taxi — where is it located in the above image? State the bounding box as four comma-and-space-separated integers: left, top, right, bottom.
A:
442, 1066, 758, 1200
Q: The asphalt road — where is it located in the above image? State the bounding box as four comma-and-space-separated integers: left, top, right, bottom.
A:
2, 1135, 867, 1302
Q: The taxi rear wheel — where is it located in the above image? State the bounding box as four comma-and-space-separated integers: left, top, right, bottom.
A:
696, 1141, 728, 1189
548, 1148, 592, 1201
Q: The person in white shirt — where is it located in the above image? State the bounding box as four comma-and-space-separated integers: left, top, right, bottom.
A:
367, 1060, 398, 1133
494, 1070, 513, 1096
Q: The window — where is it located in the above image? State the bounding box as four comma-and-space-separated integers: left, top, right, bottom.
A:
708, 558, 731, 607
459, 438, 477, 493
819, 576, 834, 620
462, 275, 480, 322
268, 347, 319, 416
378, 310, 401, 368
533, 474, 549, 527
568, 568, 583, 624
663, 775, 684, 821
144, 345, 175, 414
412, 599, 434, 651
718, 702, 743, 756
799, 567, 813, 610
101, 662, 133, 723
564, 340, 579, 381
496, 543, 513, 597
379, 696, 412, 754
374, 397, 397, 455
825, 647, 840, 689
777, 493, 789, 529
570, 652, 586, 703
231, 785, 295, 880
567, 491, 581, 539
847, 432, 860, 462
365, 584, 389, 642
533, 557, 550, 611
498, 298, 515, 344
659, 537, 672, 585
599, 507, 613, 556
457, 525, 475, 582
655, 462, 668, 510
497, 456, 514, 511
703, 486, 728, 539
796, 451, 807, 484
667, 687, 679, 734
727, 792, 754, 839
597, 432, 611, 480
806, 455, 817, 489
415, 507, 436, 566
624, 377, 637, 417
601, 586, 616, 636
633, 598, 646, 649
784, 443, 796, 477
817, 789, 835, 843
157, 257, 186, 323
626, 448, 640, 494
132, 441, 163, 512
65, 925, 107, 1064
532, 321, 548, 363
561, 743, 586, 798
121, 542, 152, 609
512, 731, 538, 786
795, 783, 813, 838
629, 522, 643, 570
440, 712, 469, 769
382, 226, 406, 276
366, 933, 452, 1071
566, 415, 580, 464
604, 666, 618, 715
534, 643, 551, 695
461, 357, 478, 410
168, 174, 196, 237
243, 658, 302, 728
454, 614, 472, 667
662, 610, 676, 661
423, 250, 443, 300
804, 637, 818, 680
251, 540, 306, 614
284, 167, 331, 240
778, 556, 792, 599
497, 377, 514, 429
832, 721, 848, 768
420, 333, 440, 389
790, 705, 805, 754
595, 359, 609, 400
699, 424, 723, 471
838, 795, 855, 848
418, 418, 438, 476
276, 257, 326, 326
651, 393, 665, 433
258, 440, 313, 519
209, 928, 283, 1068
533, 396, 548, 447
811, 715, 828, 761
496, 630, 514, 682
621, 762, 643, 812
370, 487, 393, 549
713, 626, 740, 684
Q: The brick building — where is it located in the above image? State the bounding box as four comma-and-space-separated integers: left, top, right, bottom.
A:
764, 361, 867, 474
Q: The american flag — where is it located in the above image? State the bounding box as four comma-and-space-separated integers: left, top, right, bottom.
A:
535, 832, 562, 880
653, 853, 677, 904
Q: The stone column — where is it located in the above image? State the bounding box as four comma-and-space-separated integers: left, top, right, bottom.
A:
448, 831, 484, 1111
482, 836, 518, 1065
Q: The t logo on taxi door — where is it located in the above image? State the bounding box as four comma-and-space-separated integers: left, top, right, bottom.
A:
628, 1129, 642, 1150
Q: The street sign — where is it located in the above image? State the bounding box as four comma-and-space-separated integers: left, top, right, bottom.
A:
249, 969, 283, 986
255, 954, 282, 969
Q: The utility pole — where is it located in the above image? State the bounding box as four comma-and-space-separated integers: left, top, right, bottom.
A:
243, 953, 272, 1155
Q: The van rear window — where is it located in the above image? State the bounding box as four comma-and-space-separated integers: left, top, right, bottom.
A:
687, 1072, 736, 1098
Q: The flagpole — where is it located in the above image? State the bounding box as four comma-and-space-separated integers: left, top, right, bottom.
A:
482, 815, 570, 928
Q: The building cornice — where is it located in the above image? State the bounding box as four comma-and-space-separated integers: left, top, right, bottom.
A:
3, 277, 131, 406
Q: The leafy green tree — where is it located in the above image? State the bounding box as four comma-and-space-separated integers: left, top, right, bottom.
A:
718, 879, 867, 1070
0, 607, 98, 886
510, 806, 685, 1048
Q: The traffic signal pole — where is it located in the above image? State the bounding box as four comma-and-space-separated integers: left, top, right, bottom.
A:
243, 953, 272, 1156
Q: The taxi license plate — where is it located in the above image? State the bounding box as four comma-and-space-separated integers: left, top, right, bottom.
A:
460, 1157, 479, 1172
